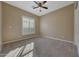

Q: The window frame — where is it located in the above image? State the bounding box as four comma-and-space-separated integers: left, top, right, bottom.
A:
22, 16, 35, 35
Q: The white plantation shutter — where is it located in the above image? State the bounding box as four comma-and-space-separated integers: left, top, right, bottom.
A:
22, 16, 35, 35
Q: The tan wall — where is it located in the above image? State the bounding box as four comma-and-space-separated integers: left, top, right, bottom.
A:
0, 2, 2, 51
40, 4, 74, 42
2, 2, 40, 43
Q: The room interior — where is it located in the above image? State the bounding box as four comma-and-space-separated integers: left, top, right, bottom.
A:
0, 1, 79, 57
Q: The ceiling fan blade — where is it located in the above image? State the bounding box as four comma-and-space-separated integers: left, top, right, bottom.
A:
34, 1, 39, 5
32, 6, 39, 9
42, 7, 48, 9
42, 1, 47, 5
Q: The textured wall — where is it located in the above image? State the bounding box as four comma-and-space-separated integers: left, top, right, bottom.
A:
2, 2, 40, 43
40, 4, 74, 42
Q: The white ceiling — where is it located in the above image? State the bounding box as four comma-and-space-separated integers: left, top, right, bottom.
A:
4, 1, 74, 16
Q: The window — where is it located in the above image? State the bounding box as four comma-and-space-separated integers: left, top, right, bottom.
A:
22, 16, 35, 35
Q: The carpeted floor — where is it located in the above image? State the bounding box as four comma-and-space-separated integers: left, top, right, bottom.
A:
0, 37, 78, 57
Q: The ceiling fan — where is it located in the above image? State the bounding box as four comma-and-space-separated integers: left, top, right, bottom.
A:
32, 1, 48, 12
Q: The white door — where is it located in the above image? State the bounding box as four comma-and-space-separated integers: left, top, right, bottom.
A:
75, 2, 79, 55
0, 2, 2, 52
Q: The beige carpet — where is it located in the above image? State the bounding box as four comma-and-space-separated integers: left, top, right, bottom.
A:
0, 37, 78, 57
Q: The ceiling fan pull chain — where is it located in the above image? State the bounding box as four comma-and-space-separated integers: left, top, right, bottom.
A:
40, 7, 42, 12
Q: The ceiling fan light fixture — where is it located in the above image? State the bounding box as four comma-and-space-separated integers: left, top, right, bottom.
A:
32, 1, 48, 12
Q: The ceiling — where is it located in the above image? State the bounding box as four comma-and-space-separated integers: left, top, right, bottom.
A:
4, 1, 74, 16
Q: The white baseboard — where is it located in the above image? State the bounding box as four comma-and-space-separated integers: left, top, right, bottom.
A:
3, 35, 39, 45
3, 35, 75, 45
43, 36, 75, 45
